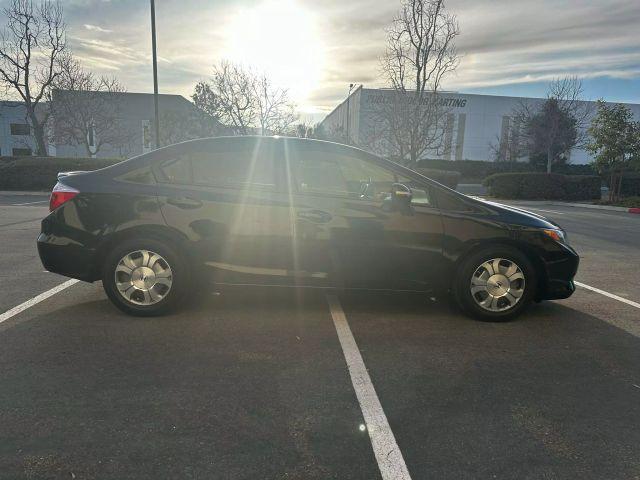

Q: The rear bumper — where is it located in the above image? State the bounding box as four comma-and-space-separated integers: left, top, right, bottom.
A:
37, 232, 96, 282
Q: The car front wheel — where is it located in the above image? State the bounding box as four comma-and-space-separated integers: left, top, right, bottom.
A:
454, 246, 537, 322
102, 237, 189, 316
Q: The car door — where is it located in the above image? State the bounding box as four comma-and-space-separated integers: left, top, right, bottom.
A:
156, 138, 296, 285
284, 140, 446, 291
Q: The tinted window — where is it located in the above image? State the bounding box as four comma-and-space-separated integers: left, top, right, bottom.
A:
432, 188, 476, 212
191, 150, 276, 189
118, 166, 156, 185
289, 148, 431, 205
158, 145, 278, 190
160, 156, 192, 184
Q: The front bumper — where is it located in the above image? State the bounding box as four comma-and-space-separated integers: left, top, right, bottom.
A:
538, 242, 579, 300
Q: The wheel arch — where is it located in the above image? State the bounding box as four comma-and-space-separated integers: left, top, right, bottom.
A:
452, 238, 547, 298
92, 224, 192, 281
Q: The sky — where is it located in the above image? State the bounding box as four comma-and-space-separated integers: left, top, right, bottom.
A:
3, 0, 640, 122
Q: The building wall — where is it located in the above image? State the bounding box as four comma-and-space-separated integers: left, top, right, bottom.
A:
320, 88, 640, 165
51, 92, 200, 159
0, 102, 38, 156
1, 92, 211, 159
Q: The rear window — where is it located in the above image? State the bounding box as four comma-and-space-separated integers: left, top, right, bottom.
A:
191, 150, 276, 189
158, 145, 278, 190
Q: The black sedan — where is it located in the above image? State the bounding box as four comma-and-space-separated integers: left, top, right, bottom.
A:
38, 136, 579, 321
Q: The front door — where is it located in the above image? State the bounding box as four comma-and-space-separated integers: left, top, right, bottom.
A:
284, 141, 445, 291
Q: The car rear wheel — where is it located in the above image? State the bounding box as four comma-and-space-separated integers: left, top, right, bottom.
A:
454, 246, 537, 322
102, 237, 189, 316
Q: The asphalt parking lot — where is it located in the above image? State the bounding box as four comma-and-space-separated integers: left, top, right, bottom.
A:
1, 193, 640, 480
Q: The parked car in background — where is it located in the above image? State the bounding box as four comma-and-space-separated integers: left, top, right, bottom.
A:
38, 136, 579, 321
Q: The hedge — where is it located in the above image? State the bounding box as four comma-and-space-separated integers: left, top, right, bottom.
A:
620, 173, 640, 197
414, 168, 460, 189
416, 158, 596, 181
0, 156, 122, 190
483, 173, 601, 200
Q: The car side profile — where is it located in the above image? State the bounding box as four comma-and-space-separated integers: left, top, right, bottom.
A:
38, 136, 579, 321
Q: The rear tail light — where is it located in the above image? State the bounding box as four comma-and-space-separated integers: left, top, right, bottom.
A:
49, 182, 79, 212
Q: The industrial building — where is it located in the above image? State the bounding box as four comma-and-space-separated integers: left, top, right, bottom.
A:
319, 86, 640, 164
0, 91, 220, 158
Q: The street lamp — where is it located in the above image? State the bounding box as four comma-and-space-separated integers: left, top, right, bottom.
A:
150, 0, 160, 148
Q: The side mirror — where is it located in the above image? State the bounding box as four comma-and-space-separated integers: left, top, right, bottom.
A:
391, 183, 412, 210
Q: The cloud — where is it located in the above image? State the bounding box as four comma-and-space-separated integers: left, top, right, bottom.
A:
83, 24, 112, 33
52, 0, 640, 114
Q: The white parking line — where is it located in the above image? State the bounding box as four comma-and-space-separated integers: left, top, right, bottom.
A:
326, 294, 412, 480
0, 279, 79, 325
575, 281, 640, 309
10, 200, 48, 206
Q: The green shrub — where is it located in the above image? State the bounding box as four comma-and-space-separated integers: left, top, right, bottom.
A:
416, 158, 596, 181
0, 156, 122, 190
414, 168, 460, 189
620, 173, 640, 197
483, 173, 601, 200
564, 176, 602, 201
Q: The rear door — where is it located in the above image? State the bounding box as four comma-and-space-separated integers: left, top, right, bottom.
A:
156, 138, 296, 285
285, 141, 446, 291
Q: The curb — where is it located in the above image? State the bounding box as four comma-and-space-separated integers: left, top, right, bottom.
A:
550, 202, 639, 214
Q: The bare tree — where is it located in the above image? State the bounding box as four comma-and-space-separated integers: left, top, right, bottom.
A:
194, 61, 297, 136
548, 76, 592, 140
0, 0, 66, 155
368, 0, 459, 168
159, 108, 226, 145
511, 76, 592, 173
50, 54, 134, 157
206, 61, 256, 135
253, 74, 297, 135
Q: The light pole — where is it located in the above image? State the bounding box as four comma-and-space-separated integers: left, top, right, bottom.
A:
345, 83, 354, 143
150, 0, 160, 148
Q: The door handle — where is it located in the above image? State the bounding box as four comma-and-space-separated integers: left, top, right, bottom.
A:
166, 196, 203, 209
297, 209, 332, 224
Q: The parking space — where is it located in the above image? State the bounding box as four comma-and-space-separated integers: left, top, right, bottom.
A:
1, 196, 640, 479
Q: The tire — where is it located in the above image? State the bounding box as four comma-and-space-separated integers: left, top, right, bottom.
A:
453, 245, 537, 322
102, 237, 190, 316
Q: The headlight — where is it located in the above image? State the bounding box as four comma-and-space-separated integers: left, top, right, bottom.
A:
543, 228, 566, 243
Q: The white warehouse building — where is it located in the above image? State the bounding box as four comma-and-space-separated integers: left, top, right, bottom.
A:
319, 86, 640, 165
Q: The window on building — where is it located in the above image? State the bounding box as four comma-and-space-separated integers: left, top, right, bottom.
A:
12, 148, 32, 156
10, 123, 30, 136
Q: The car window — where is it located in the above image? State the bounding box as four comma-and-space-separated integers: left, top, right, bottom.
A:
433, 188, 475, 212
159, 156, 192, 184
158, 145, 278, 190
288, 149, 431, 206
191, 149, 277, 190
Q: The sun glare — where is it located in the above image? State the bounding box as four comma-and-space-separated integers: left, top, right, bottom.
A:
223, 0, 325, 108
